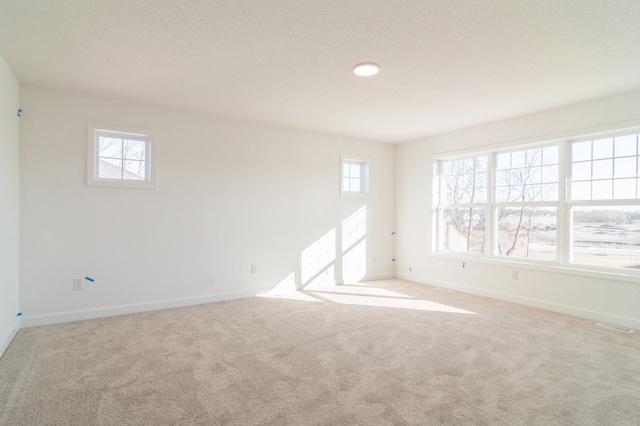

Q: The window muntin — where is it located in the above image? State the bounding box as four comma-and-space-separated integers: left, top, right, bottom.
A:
442, 157, 487, 204
571, 134, 639, 201
87, 124, 155, 189
434, 129, 640, 276
496, 146, 558, 203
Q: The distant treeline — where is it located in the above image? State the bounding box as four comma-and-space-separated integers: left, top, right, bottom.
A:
574, 210, 640, 223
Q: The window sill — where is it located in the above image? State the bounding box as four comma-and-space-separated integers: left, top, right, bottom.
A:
429, 252, 640, 284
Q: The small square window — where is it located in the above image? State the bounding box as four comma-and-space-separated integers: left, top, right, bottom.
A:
87, 124, 156, 189
341, 157, 369, 195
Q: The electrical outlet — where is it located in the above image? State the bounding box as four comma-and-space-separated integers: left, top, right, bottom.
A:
73, 279, 84, 291
511, 270, 519, 280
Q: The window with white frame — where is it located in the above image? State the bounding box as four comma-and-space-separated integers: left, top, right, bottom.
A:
87, 124, 156, 188
439, 156, 487, 253
569, 133, 640, 269
341, 157, 369, 195
495, 145, 559, 260
434, 128, 640, 276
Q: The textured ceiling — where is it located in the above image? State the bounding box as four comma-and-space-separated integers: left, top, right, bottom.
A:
1, 0, 640, 143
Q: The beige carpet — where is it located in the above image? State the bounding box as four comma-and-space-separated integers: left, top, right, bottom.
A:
1, 279, 639, 425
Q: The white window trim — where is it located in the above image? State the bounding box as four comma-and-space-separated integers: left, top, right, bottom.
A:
340, 155, 370, 196
87, 123, 157, 189
433, 130, 640, 282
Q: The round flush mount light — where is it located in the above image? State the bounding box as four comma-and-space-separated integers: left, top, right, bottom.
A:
353, 62, 380, 77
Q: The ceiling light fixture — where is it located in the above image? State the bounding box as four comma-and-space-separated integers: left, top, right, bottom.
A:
353, 63, 380, 77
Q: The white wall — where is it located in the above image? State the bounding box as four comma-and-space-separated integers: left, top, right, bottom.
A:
396, 90, 640, 330
0, 53, 20, 357
20, 86, 395, 326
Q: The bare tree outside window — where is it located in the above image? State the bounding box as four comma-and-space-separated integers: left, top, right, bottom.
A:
496, 146, 558, 260
441, 156, 487, 253
97, 134, 147, 181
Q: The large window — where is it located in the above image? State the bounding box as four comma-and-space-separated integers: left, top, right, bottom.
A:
435, 129, 640, 276
569, 133, 640, 269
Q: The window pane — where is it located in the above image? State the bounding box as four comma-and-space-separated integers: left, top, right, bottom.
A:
442, 208, 485, 253
527, 149, 542, 167
572, 206, 640, 269
350, 163, 361, 178
572, 181, 591, 200
573, 141, 591, 162
572, 162, 591, 181
541, 165, 558, 183
349, 178, 361, 192
497, 147, 556, 203
592, 138, 613, 159
342, 178, 350, 191
98, 158, 122, 179
512, 151, 525, 168
542, 183, 558, 201
98, 137, 122, 158
496, 153, 510, 170
592, 159, 613, 179
529, 167, 541, 184
613, 179, 636, 200
123, 139, 146, 160
592, 180, 613, 200
614, 134, 637, 158
343, 163, 350, 176
614, 157, 637, 178
475, 186, 487, 203
496, 186, 510, 203
123, 160, 145, 180
542, 146, 559, 165
497, 207, 556, 260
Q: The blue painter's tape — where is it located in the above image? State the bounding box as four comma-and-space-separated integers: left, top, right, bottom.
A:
462, 262, 466, 268
16, 312, 22, 317
17, 109, 22, 117
391, 231, 396, 236
391, 258, 396, 262
409, 267, 413, 272
85, 276, 95, 282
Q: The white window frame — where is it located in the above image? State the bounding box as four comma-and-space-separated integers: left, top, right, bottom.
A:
436, 154, 489, 255
567, 130, 640, 272
433, 127, 640, 280
340, 156, 370, 196
87, 123, 157, 189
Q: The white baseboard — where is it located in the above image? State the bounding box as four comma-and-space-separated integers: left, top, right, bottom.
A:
20, 289, 271, 328
396, 272, 640, 331
362, 272, 395, 281
0, 318, 20, 359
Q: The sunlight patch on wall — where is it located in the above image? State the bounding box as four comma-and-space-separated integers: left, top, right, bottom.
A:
261, 273, 320, 302
342, 239, 366, 283
301, 229, 336, 285
342, 206, 366, 251
342, 205, 367, 283
305, 265, 335, 290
